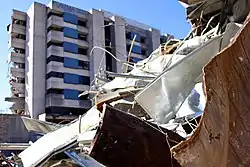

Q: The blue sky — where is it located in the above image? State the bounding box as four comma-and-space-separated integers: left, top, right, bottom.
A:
0, 0, 190, 111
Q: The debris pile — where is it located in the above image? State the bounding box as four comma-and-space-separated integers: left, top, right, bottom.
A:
2, 0, 250, 166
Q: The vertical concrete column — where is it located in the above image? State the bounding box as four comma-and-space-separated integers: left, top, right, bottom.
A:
88, 9, 105, 83
147, 28, 161, 55
25, 2, 46, 119
111, 16, 127, 73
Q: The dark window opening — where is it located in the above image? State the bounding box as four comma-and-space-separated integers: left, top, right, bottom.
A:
46, 88, 64, 95
47, 26, 63, 33
79, 76, 90, 85
13, 48, 25, 54
46, 71, 64, 79
126, 45, 130, 52
14, 78, 25, 84
45, 107, 89, 118
78, 34, 87, 41
126, 32, 130, 39
13, 62, 25, 69
13, 19, 26, 26
16, 34, 26, 40
140, 37, 145, 44
141, 49, 146, 56
78, 20, 87, 27
47, 55, 64, 64
47, 41, 63, 48
47, 12, 63, 18
78, 60, 90, 70
79, 94, 88, 100
78, 48, 87, 55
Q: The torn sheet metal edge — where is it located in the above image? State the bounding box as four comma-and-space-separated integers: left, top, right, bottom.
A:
135, 35, 223, 124
172, 15, 250, 166
19, 107, 101, 167
65, 151, 105, 167
89, 104, 181, 167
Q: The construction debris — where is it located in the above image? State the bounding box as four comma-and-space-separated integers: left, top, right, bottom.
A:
90, 104, 183, 167
3, 0, 250, 166
172, 12, 250, 167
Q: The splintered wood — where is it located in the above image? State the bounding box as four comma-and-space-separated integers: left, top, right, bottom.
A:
90, 105, 182, 167
172, 14, 250, 166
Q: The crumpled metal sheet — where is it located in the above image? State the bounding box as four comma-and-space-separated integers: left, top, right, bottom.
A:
19, 107, 101, 167
20, 116, 61, 134
135, 23, 240, 124
135, 35, 222, 124
172, 14, 250, 166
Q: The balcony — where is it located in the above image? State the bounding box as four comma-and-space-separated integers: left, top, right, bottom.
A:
8, 36, 26, 49
8, 52, 25, 63
10, 82, 25, 94
5, 96, 24, 103
9, 101, 25, 110
47, 30, 63, 43
8, 23, 26, 35
46, 94, 91, 109
46, 77, 90, 91
77, 25, 89, 34
47, 15, 63, 28
10, 67, 25, 78
12, 10, 26, 22
47, 45, 63, 57
78, 40, 89, 48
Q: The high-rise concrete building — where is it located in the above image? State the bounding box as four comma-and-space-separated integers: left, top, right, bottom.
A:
6, 1, 173, 123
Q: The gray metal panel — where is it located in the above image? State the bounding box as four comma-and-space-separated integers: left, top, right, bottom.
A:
135, 35, 223, 124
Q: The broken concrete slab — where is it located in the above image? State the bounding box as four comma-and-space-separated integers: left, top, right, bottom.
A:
90, 104, 182, 167
172, 13, 250, 167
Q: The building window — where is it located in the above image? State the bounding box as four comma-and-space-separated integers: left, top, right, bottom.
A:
13, 48, 25, 54
63, 42, 78, 53
78, 20, 86, 27
78, 33, 87, 41
126, 32, 141, 42
46, 71, 64, 79
13, 19, 26, 26
141, 49, 146, 56
47, 26, 63, 33
47, 55, 64, 64
64, 57, 78, 69
129, 57, 142, 63
63, 27, 78, 39
47, 12, 63, 18
12, 62, 25, 69
16, 78, 25, 84
63, 12, 78, 25
64, 73, 79, 84
46, 88, 64, 95
140, 37, 145, 44
127, 45, 142, 54
79, 76, 90, 85
78, 48, 87, 55
78, 60, 89, 70
16, 34, 26, 40
64, 89, 79, 100
47, 41, 63, 48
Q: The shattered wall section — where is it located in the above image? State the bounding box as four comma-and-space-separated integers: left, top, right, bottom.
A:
172, 13, 250, 167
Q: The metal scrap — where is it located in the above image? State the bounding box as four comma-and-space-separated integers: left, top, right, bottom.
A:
172, 12, 250, 167
89, 104, 183, 167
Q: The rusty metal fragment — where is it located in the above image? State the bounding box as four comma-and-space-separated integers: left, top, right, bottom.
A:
172, 14, 250, 167
90, 104, 182, 167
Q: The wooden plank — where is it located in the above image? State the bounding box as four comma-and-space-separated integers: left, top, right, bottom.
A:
172, 13, 250, 167
90, 104, 182, 167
